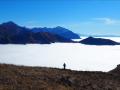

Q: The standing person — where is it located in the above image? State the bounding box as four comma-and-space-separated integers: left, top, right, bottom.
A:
63, 63, 66, 70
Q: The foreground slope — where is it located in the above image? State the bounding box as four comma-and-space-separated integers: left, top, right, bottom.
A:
109, 64, 120, 75
0, 63, 120, 90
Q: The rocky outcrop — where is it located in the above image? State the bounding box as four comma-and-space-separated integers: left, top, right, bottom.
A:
109, 64, 120, 75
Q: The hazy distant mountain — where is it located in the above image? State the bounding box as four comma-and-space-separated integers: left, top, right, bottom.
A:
79, 34, 120, 37
0, 21, 73, 44
80, 37, 120, 45
32, 26, 80, 39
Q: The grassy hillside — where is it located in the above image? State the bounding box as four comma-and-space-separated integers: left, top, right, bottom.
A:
0, 63, 120, 90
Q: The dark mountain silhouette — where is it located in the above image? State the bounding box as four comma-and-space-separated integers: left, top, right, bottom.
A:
31, 26, 80, 39
0, 21, 27, 35
0, 21, 73, 44
80, 37, 120, 45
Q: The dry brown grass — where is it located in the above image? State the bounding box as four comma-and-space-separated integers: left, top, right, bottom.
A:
0, 63, 120, 90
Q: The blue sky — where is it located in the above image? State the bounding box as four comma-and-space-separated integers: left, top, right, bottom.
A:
0, 0, 120, 35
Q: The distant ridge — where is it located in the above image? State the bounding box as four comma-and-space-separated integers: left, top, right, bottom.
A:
80, 37, 120, 45
0, 21, 120, 45
31, 26, 80, 39
0, 21, 76, 44
1, 21, 18, 27
79, 34, 120, 37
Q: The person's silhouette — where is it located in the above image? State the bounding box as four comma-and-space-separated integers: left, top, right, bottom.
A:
63, 63, 66, 70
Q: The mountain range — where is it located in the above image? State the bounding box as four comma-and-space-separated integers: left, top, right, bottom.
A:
0, 21, 79, 44
32, 26, 80, 39
0, 21, 120, 45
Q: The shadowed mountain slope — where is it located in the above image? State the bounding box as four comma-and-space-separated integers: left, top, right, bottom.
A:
31, 26, 80, 39
0, 21, 73, 44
